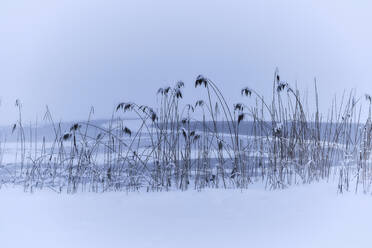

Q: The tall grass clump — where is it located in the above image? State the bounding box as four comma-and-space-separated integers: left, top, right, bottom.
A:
1, 70, 372, 194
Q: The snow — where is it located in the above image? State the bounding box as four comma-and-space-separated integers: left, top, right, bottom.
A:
0, 182, 371, 248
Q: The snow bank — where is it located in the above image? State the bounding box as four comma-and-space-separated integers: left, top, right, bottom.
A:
0, 183, 371, 248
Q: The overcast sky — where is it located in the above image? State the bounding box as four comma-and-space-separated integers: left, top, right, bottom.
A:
0, 0, 372, 124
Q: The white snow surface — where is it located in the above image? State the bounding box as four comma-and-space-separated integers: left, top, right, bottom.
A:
0, 182, 371, 248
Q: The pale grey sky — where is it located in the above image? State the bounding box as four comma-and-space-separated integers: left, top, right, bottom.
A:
0, 0, 372, 124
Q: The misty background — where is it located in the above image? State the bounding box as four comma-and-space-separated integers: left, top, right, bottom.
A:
0, 0, 371, 125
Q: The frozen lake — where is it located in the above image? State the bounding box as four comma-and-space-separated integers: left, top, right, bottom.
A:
0, 182, 370, 248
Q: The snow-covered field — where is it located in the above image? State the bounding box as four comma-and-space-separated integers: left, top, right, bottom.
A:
1, 182, 371, 248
